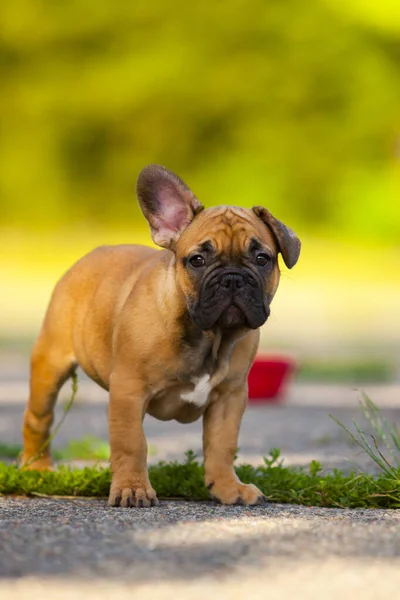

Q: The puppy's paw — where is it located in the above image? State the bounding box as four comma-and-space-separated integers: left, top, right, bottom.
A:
207, 479, 267, 506
108, 478, 159, 508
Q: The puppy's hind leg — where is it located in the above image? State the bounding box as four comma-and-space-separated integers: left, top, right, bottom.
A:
21, 330, 76, 471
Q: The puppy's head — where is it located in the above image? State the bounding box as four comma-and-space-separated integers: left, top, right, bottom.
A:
137, 165, 301, 331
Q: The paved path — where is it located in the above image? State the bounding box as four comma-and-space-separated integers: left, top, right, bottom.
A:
1, 498, 400, 599
1, 377, 400, 597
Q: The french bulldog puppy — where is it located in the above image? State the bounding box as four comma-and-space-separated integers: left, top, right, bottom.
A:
22, 165, 300, 507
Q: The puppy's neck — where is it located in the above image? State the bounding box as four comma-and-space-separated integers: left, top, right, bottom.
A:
155, 252, 184, 315
179, 307, 250, 380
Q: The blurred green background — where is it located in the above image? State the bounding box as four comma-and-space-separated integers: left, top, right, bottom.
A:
1, 0, 399, 377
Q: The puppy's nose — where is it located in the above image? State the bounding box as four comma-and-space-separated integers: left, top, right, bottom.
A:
220, 272, 246, 289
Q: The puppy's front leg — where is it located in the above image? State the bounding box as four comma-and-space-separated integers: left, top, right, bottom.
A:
203, 382, 266, 506
108, 371, 158, 508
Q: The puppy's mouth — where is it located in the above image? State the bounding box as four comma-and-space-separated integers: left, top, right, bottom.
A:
216, 304, 247, 329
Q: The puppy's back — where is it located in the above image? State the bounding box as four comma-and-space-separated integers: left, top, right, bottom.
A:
37, 244, 159, 387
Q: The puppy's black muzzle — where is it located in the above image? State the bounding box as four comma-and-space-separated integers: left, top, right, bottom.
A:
191, 267, 270, 331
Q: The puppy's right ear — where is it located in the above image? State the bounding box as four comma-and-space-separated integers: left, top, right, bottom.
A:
136, 165, 204, 249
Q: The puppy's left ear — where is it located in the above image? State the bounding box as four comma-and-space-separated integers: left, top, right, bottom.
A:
252, 206, 301, 268
136, 164, 204, 249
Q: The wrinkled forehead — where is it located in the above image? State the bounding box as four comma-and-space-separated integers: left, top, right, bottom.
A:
178, 206, 277, 254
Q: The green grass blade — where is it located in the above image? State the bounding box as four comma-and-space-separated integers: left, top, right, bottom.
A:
359, 391, 400, 466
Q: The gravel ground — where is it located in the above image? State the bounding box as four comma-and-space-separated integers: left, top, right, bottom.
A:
1, 498, 400, 599
1, 377, 400, 597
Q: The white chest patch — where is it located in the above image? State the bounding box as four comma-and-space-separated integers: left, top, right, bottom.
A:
181, 374, 211, 407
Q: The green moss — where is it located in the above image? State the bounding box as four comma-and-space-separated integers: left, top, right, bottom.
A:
1, 450, 399, 509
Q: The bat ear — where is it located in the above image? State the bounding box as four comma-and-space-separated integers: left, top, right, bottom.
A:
136, 165, 204, 249
252, 206, 301, 268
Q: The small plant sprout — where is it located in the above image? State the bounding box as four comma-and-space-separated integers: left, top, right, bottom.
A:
330, 391, 400, 480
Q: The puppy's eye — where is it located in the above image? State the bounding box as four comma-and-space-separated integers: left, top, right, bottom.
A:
189, 254, 205, 268
256, 253, 271, 267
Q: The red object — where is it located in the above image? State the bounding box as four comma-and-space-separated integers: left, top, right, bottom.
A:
248, 355, 295, 402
